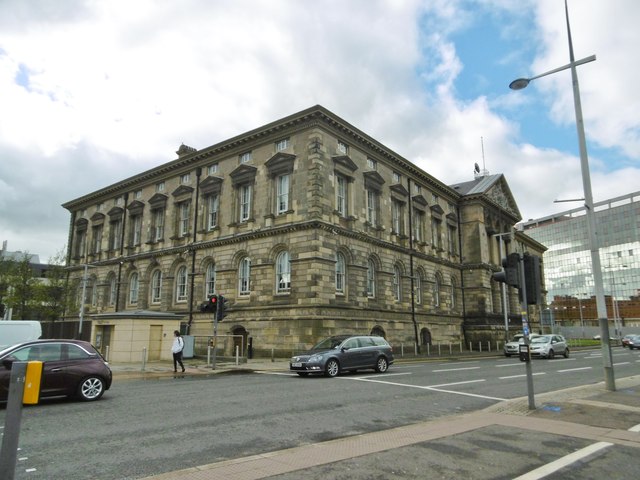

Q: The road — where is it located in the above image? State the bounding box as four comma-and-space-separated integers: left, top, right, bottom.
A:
2, 348, 639, 479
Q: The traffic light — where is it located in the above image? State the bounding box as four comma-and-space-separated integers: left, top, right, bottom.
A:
523, 254, 541, 305
216, 294, 228, 321
199, 294, 218, 313
492, 252, 521, 288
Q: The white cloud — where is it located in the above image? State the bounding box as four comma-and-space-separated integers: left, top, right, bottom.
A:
0, 0, 637, 262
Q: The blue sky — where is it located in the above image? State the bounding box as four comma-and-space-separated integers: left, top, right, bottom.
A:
0, 0, 638, 262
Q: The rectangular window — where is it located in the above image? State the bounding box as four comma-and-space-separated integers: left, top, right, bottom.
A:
414, 184, 422, 194
134, 189, 142, 199
156, 182, 165, 193
179, 202, 190, 237
240, 184, 252, 222
392, 172, 401, 183
336, 175, 346, 216
277, 174, 289, 214
153, 209, 164, 242
91, 226, 102, 253
392, 201, 404, 234
240, 151, 252, 163
366, 190, 378, 225
207, 194, 219, 230
180, 173, 190, 184
132, 215, 142, 246
208, 163, 219, 175
367, 158, 377, 170
109, 219, 122, 250
413, 210, 423, 242
337, 140, 348, 154
275, 138, 289, 152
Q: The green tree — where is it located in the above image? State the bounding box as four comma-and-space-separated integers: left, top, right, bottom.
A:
0, 255, 17, 318
34, 248, 75, 321
5, 253, 39, 319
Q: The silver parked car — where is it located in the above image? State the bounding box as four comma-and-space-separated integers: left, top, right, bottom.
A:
529, 334, 569, 359
290, 335, 394, 377
504, 334, 540, 357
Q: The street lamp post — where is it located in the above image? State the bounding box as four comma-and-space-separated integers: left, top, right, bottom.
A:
510, 0, 615, 390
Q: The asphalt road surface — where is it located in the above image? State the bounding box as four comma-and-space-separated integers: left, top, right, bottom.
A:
2, 348, 639, 479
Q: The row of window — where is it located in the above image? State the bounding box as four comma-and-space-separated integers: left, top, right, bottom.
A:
79, 252, 458, 311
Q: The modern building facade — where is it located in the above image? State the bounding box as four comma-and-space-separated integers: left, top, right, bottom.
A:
61, 105, 545, 360
521, 191, 640, 336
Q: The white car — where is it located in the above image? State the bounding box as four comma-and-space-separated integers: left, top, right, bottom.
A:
529, 334, 569, 359
503, 334, 540, 357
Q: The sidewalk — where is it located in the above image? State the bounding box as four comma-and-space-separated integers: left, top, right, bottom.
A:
110, 356, 640, 480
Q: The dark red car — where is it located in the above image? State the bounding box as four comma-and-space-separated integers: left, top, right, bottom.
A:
0, 339, 112, 403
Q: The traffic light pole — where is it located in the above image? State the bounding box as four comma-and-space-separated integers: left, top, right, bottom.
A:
211, 300, 219, 370
518, 254, 536, 410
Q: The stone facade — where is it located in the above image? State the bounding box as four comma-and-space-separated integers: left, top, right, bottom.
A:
62, 105, 546, 358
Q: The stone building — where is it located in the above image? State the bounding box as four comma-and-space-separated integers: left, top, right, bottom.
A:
61, 105, 545, 360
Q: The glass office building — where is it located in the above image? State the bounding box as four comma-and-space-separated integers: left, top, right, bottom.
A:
521, 191, 640, 335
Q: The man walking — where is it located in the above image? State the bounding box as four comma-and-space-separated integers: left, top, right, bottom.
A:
172, 330, 185, 373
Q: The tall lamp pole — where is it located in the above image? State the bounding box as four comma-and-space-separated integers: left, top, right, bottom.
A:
509, 0, 615, 390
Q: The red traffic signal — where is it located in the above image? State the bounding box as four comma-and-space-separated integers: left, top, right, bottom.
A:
209, 294, 218, 306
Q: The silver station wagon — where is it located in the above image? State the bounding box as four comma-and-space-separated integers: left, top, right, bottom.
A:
290, 335, 394, 377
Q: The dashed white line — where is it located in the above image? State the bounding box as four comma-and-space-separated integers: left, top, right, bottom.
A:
499, 372, 546, 380
432, 366, 481, 373
557, 367, 592, 373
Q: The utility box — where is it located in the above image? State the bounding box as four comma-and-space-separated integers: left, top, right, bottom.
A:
519, 343, 530, 363
182, 335, 195, 359
23, 361, 43, 404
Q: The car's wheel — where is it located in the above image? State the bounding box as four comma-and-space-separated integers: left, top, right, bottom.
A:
548, 350, 555, 360
563, 348, 570, 358
297, 372, 309, 377
375, 356, 389, 373
77, 376, 105, 401
324, 359, 340, 377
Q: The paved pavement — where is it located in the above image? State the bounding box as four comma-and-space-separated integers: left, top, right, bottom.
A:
109, 355, 640, 480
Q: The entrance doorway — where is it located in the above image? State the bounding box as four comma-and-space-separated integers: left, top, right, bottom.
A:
148, 325, 163, 360
95, 325, 113, 359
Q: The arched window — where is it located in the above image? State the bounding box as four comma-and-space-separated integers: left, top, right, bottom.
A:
238, 257, 251, 295
205, 263, 216, 297
366, 259, 376, 298
276, 251, 291, 293
335, 252, 346, 294
176, 266, 188, 302
393, 266, 401, 301
151, 270, 163, 303
108, 274, 116, 307
434, 273, 442, 307
129, 272, 139, 305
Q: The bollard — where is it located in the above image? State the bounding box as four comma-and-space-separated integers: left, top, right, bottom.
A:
207, 345, 211, 366
469, 341, 472, 352
401, 343, 404, 357
235, 345, 239, 365
449, 342, 452, 355
271, 348, 275, 362
438, 343, 441, 356
105, 345, 110, 362
0, 362, 28, 480
142, 347, 147, 371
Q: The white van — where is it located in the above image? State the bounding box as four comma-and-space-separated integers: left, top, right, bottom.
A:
0, 320, 42, 350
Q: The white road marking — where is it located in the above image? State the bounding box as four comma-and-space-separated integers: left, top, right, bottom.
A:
613, 361, 631, 366
629, 423, 640, 432
513, 442, 613, 480
345, 377, 507, 401
557, 367, 592, 373
496, 363, 527, 368
432, 366, 481, 373
499, 372, 546, 380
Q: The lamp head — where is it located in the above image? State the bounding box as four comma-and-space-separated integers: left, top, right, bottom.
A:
509, 78, 530, 90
